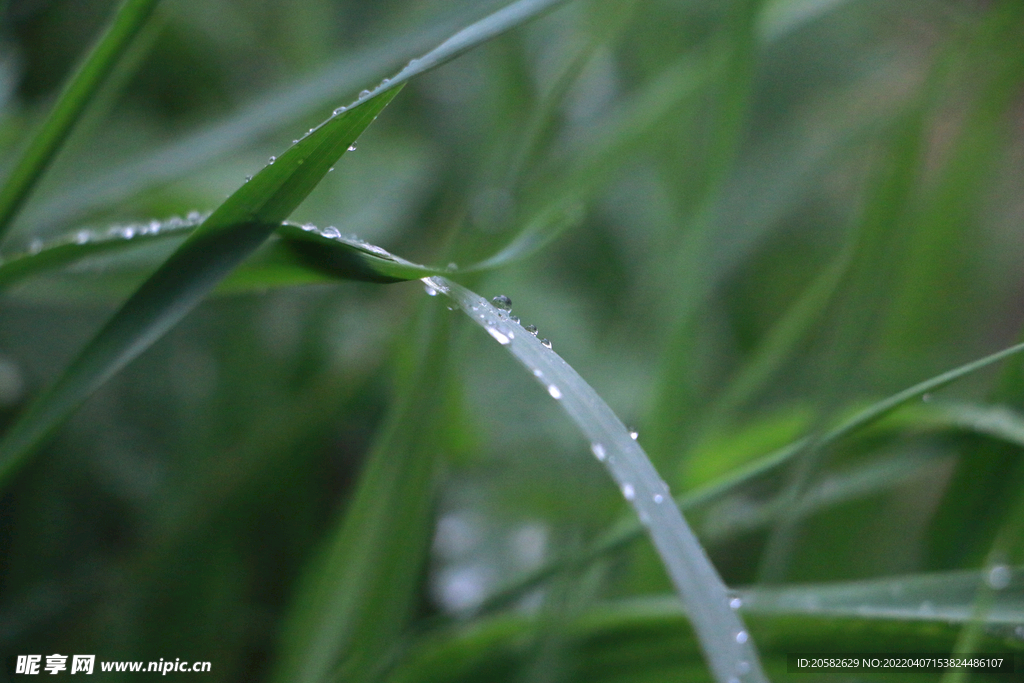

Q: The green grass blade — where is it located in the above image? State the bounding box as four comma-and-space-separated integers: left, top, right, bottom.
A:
271, 306, 452, 683
0, 0, 161, 241
423, 276, 767, 683
0, 88, 401, 487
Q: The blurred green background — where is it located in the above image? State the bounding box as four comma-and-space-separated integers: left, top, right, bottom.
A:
3, 0, 1024, 680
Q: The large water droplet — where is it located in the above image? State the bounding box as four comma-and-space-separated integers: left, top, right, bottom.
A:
491, 295, 512, 311
988, 564, 1012, 590
735, 630, 748, 644
524, 324, 538, 336
591, 443, 606, 461
540, 339, 552, 349
548, 384, 562, 399
622, 483, 635, 501
486, 326, 511, 345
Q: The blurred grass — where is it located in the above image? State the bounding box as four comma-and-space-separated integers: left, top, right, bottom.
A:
4, 0, 1024, 681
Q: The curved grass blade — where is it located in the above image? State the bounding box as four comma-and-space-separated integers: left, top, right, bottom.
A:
422, 276, 767, 683
0, 0, 161, 241
476, 340, 1024, 612
0, 88, 401, 488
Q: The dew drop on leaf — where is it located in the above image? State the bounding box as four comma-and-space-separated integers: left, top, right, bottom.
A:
491, 295, 512, 311
540, 338, 552, 349
525, 324, 538, 335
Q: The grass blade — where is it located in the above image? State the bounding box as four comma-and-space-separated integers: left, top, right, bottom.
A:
0, 0, 161, 241
0, 89, 401, 487
422, 276, 767, 683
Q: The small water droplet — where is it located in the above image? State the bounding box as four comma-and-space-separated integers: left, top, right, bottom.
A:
425, 284, 438, 296
268, 156, 276, 164
381, 78, 390, 86
735, 630, 748, 644
653, 493, 664, 504
359, 89, 371, 98
988, 564, 1012, 590
591, 443, 606, 461
486, 326, 511, 345
622, 484, 635, 501
328, 167, 335, 172
540, 339, 552, 349
28, 239, 43, 254
629, 429, 639, 440
334, 106, 347, 115
548, 384, 562, 399
245, 175, 252, 182
532, 369, 543, 378
510, 315, 520, 324
322, 227, 341, 239
187, 211, 202, 222
75, 230, 91, 244
117, 226, 135, 239
292, 139, 298, 144
730, 597, 743, 610
491, 295, 512, 311
348, 142, 358, 152
525, 324, 538, 335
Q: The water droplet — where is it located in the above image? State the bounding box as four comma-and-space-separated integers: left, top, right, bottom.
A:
187, 211, 202, 222
359, 89, 371, 98
334, 106, 347, 115
510, 315, 520, 324
735, 630, 748, 644
629, 429, 639, 440
328, 167, 335, 172
525, 324, 538, 335
292, 139, 298, 144
348, 142, 358, 152
28, 239, 42, 254
381, 78, 390, 86
730, 597, 743, 610
117, 226, 135, 239
322, 227, 341, 239
532, 369, 543, 378
653, 493, 664, 504
591, 443, 606, 461
486, 326, 511, 345
540, 339, 552, 349
547, 384, 562, 399
491, 295, 512, 311
622, 483, 635, 500
268, 156, 276, 164
424, 284, 438, 296
75, 230, 91, 244
988, 564, 1012, 590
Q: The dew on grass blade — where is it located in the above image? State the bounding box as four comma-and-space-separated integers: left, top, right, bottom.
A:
491, 294, 512, 311
525, 324, 538, 335
348, 142, 358, 152
540, 338, 552, 349
425, 284, 438, 296
268, 156, 276, 164
359, 89, 371, 98
510, 315, 520, 324
421, 275, 767, 683
629, 428, 639, 440
730, 597, 742, 610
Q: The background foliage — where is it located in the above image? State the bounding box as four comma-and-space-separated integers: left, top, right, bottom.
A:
2, 0, 1024, 680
